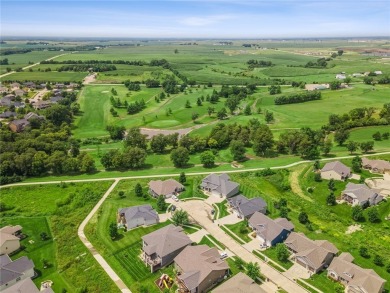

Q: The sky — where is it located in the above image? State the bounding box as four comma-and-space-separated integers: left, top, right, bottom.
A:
1, 0, 389, 38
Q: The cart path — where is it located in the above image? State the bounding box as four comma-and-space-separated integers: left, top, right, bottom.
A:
77, 179, 132, 293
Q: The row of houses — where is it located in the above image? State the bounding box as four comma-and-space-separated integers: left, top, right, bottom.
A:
336, 71, 383, 79
8, 112, 45, 133
0, 225, 54, 293
1, 82, 78, 91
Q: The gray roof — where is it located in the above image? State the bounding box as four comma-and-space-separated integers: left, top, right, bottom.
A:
175, 245, 229, 290
142, 224, 191, 257
328, 253, 386, 293
148, 179, 184, 196
321, 161, 351, 177
0, 256, 34, 286
0, 111, 17, 118
229, 195, 267, 218
24, 112, 44, 121
1, 278, 53, 293
10, 119, 29, 127
118, 204, 158, 224
212, 272, 267, 293
50, 96, 64, 103
200, 173, 239, 196
249, 212, 294, 242
343, 183, 383, 205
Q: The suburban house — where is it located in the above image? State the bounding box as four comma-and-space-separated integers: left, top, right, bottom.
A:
320, 161, 351, 181
10, 83, 21, 90
284, 232, 338, 274
0, 111, 17, 119
305, 84, 329, 91
14, 89, 26, 97
362, 157, 390, 174
8, 119, 29, 133
24, 112, 45, 121
32, 100, 52, 110
0, 86, 8, 93
174, 245, 229, 293
2, 278, 54, 293
212, 272, 266, 293
0, 225, 22, 255
117, 205, 159, 230
50, 96, 64, 103
200, 173, 240, 198
249, 212, 294, 248
336, 74, 346, 79
0, 255, 35, 291
148, 179, 185, 198
327, 252, 386, 293
228, 195, 267, 218
141, 224, 191, 273
342, 182, 383, 206
23, 82, 36, 89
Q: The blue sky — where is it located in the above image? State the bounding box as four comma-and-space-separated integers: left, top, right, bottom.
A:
1, 0, 389, 38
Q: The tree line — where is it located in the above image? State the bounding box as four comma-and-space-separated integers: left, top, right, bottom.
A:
274, 91, 321, 105
57, 64, 117, 72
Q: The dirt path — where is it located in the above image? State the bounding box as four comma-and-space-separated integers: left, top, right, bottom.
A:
289, 165, 313, 202
83, 73, 97, 85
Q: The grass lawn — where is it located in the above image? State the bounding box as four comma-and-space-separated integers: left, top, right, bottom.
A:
215, 200, 229, 219
0, 181, 119, 293
224, 222, 252, 243
198, 234, 226, 250
260, 247, 293, 270
1, 71, 87, 82
303, 271, 344, 293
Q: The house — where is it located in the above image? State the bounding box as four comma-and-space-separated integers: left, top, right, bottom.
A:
0, 86, 8, 93
175, 245, 229, 293
320, 161, 351, 181
23, 82, 36, 89
327, 252, 386, 293
50, 96, 64, 103
8, 119, 29, 133
0, 111, 17, 119
342, 182, 383, 206
2, 278, 54, 293
32, 100, 52, 110
212, 272, 266, 293
200, 173, 240, 198
13, 101, 25, 109
14, 89, 26, 97
141, 224, 191, 272
24, 112, 45, 121
0, 97, 12, 107
362, 157, 390, 174
228, 195, 267, 218
0, 225, 22, 255
117, 205, 159, 230
249, 212, 294, 248
305, 84, 329, 91
374, 70, 383, 75
10, 83, 20, 90
336, 74, 346, 80
0, 255, 35, 291
148, 179, 185, 198
284, 232, 338, 274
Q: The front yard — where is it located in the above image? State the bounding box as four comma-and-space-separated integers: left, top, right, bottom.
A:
224, 221, 253, 243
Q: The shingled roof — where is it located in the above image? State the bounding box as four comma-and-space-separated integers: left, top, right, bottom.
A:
118, 205, 158, 225
343, 183, 383, 205
142, 224, 191, 257
0, 255, 34, 286
321, 161, 351, 177
200, 173, 239, 196
212, 272, 266, 293
249, 212, 294, 242
175, 245, 229, 291
149, 179, 184, 196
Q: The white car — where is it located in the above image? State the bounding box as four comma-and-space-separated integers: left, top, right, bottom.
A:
172, 195, 179, 202
220, 252, 228, 259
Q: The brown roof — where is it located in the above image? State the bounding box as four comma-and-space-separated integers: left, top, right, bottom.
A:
249, 212, 294, 242
175, 245, 229, 291
212, 272, 266, 293
328, 253, 386, 293
321, 161, 351, 177
0, 225, 22, 235
148, 179, 184, 196
362, 158, 390, 172
142, 224, 191, 257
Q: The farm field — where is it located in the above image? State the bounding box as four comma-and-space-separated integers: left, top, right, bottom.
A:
0, 71, 88, 82
0, 182, 119, 293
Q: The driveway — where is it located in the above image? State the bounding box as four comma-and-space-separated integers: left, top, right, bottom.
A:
283, 263, 311, 280
158, 212, 171, 223
216, 214, 242, 225
205, 194, 225, 205
242, 239, 260, 252
188, 229, 208, 243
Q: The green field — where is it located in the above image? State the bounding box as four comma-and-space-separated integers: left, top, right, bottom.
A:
0, 182, 119, 293
1, 71, 87, 82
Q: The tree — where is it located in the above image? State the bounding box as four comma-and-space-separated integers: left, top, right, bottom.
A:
327, 193, 336, 206
244, 104, 252, 115
172, 209, 189, 226
313, 160, 320, 170
363, 76, 373, 85
334, 128, 350, 146
217, 107, 228, 120
157, 195, 166, 211
367, 208, 380, 223
207, 107, 215, 116
337, 49, 344, 56
314, 172, 322, 182
45, 104, 72, 126
179, 172, 186, 184
328, 179, 336, 191
346, 141, 359, 154
225, 96, 240, 114
279, 206, 288, 219
135, 183, 143, 197
372, 132, 382, 141
118, 190, 125, 198
344, 77, 352, 85
79, 153, 96, 173
252, 125, 274, 156
382, 132, 390, 140
265, 111, 274, 123
234, 257, 245, 270
174, 49, 179, 54
197, 97, 202, 106
185, 100, 191, 108
122, 147, 147, 169
150, 134, 168, 153
106, 125, 126, 140
192, 112, 199, 122
298, 212, 309, 224
40, 232, 48, 240
245, 262, 260, 281
171, 147, 190, 167
373, 255, 384, 266
352, 205, 364, 221
360, 141, 374, 153
321, 139, 333, 155
359, 246, 370, 258
330, 80, 342, 90
200, 151, 215, 168
109, 223, 118, 240
275, 243, 290, 262
124, 127, 147, 150
230, 140, 246, 161
352, 156, 362, 173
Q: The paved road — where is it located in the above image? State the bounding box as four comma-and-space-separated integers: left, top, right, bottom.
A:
0, 53, 70, 78
77, 179, 132, 293
2, 151, 390, 189
177, 200, 308, 293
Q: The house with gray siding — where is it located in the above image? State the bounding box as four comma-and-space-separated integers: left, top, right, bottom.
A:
0, 255, 35, 291
200, 173, 239, 198
141, 224, 191, 272
342, 183, 383, 206
249, 212, 294, 247
228, 195, 267, 218
117, 205, 158, 230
